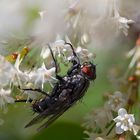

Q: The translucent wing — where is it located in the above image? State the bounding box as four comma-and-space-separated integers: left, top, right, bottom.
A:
37, 103, 71, 131
25, 110, 50, 128
25, 100, 73, 129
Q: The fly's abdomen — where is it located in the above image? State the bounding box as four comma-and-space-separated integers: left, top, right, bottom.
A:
32, 97, 51, 113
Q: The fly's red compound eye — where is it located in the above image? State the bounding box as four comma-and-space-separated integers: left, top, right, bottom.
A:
81, 62, 96, 80
81, 66, 90, 75
81, 65, 95, 79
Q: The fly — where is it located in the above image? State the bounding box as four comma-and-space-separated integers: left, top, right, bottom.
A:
21, 43, 96, 131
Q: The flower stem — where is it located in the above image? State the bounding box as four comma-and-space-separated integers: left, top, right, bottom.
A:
106, 122, 116, 136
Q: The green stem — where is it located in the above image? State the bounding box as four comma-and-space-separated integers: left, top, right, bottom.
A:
106, 122, 116, 136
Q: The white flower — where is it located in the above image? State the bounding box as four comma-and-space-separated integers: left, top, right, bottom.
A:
41, 39, 94, 68
53, 40, 72, 58
0, 88, 15, 109
75, 46, 95, 62
40, 46, 50, 59
103, 0, 135, 36
0, 54, 29, 88
41, 40, 74, 66
113, 0, 135, 36
107, 91, 126, 112
41, 40, 72, 59
29, 63, 57, 89
83, 107, 113, 131
116, 16, 135, 36
81, 33, 90, 45
12, 54, 30, 86
0, 55, 16, 86
113, 108, 135, 134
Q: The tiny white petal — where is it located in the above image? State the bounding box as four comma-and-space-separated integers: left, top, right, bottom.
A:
121, 125, 128, 131
116, 122, 121, 127
118, 108, 127, 117
115, 126, 124, 134
41, 47, 50, 59
0, 88, 15, 109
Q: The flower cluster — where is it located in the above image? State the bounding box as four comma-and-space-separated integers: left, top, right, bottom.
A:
0, 39, 94, 111
37, 0, 135, 52
65, 0, 135, 44
105, 0, 135, 36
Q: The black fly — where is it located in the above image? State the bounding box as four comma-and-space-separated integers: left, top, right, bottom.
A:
23, 43, 96, 131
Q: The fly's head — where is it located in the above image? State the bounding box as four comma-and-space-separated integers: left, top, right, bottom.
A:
81, 62, 96, 80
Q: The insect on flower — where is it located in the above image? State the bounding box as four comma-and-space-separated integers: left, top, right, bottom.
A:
21, 43, 96, 131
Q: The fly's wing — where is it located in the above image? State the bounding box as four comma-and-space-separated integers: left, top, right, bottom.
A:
25, 110, 50, 128
37, 103, 72, 132
25, 100, 62, 128
25, 100, 73, 129
37, 80, 89, 132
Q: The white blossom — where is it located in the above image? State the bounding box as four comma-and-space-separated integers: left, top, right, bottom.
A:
81, 33, 90, 45
115, 16, 135, 36
53, 40, 73, 58
29, 63, 57, 89
0, 55, 16, 86
0, 88, 15, 109
41, 40, 72, 59
75, 46, 95, 62
113, 108, 135, 134
12, 54, 30, 86
83, 107, 113, 131
41, 40, 75, 67
98, 0, 135, 36
112, 0, 135, 36
40, 46, 50, 59
106, 91, 126, 112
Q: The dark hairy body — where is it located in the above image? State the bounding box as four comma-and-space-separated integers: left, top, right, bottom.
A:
33, 73, 89, 113
23, 43, 96, 131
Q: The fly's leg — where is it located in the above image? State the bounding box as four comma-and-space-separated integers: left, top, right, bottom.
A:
65, 43, 79, 60
18, 86, 50, 97
48, 44, 64, 81
22, 88, 50, 97
65, 43, 81, 75
65, 42, 80, 65
67, 63, 80, 75
15, 98, 33, 103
